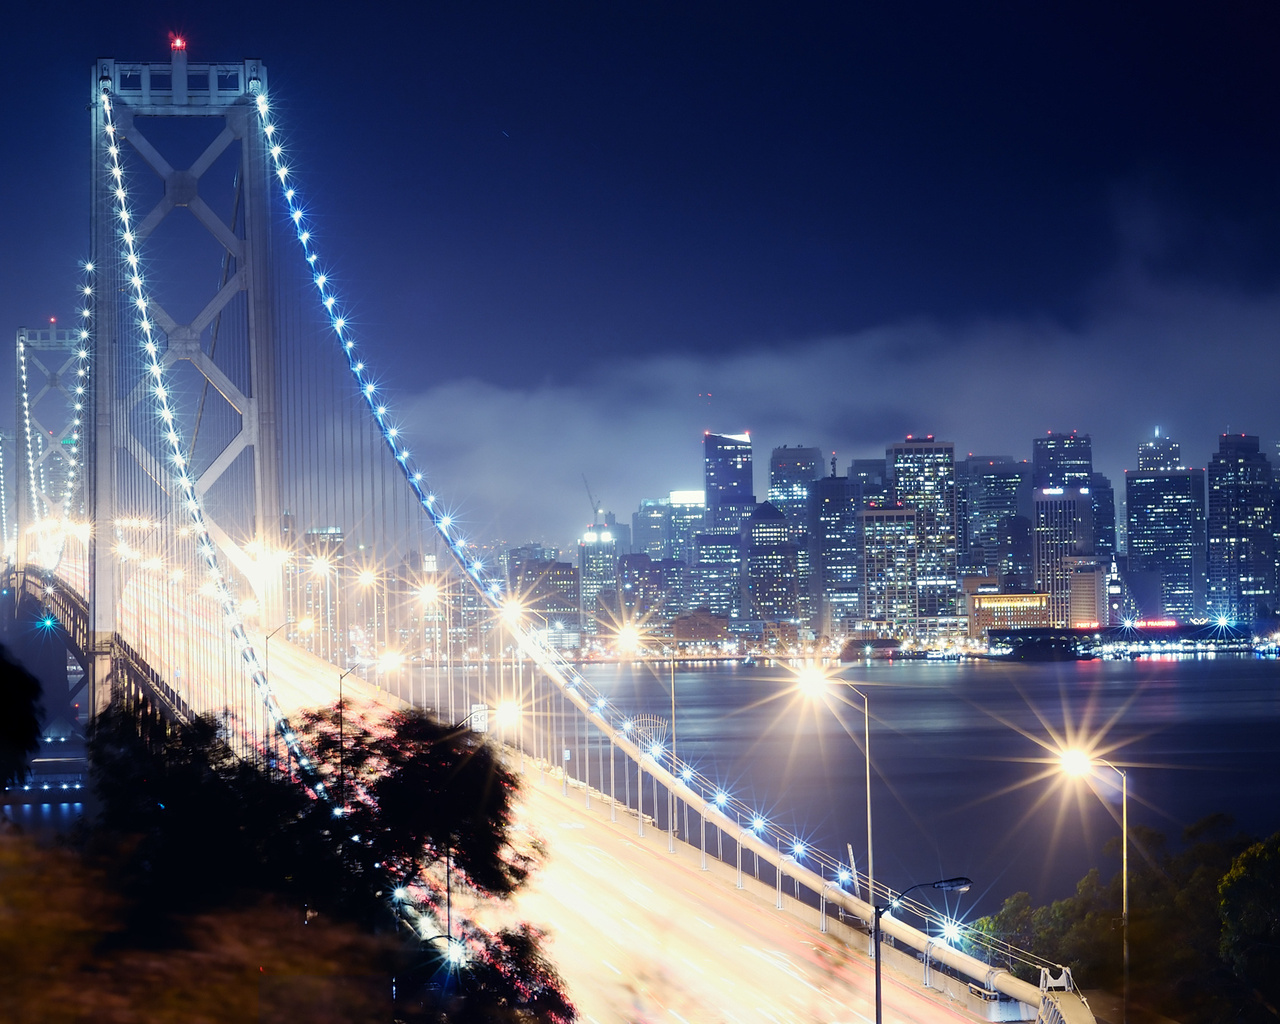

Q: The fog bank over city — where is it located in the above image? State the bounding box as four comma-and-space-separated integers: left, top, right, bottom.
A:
406, 269, 1280, 551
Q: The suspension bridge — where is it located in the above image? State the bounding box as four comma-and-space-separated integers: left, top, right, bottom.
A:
4, 45, 1097, 1024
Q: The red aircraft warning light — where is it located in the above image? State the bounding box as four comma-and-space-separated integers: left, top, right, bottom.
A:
171, 35, 187, 52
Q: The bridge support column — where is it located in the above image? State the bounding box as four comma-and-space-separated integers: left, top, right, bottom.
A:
87, 632, 115, 720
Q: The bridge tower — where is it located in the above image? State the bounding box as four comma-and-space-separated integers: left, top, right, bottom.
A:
87, 46, 282, 716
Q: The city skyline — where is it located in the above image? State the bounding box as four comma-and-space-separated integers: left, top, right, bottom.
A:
3, 7, 1280, 552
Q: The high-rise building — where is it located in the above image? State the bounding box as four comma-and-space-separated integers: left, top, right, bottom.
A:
848, 458, 889, 504
888, 436, 959, 632
1090, 472, 1117, 557
958, 457, 1029, 583
1207, 435, 1275, 624
1032, 487, 1094, 627
767, 445, 822, 623
767, 446, 823, 536
704, 431, 755, 531
687, 532, 742, 619
810, 474, 863, 638
1137, 428, 1181, 471
1126, 432, 1206, 620
860, 508, 918, 636
632, 497, 671, 560
741, 502, 799, 622
1032, 431, 1093, 489
666, 489, 706, 565
578, 519, 620, 633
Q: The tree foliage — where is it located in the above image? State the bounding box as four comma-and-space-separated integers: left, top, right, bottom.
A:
972, 815, 1269, 1024
1219, 832, 1280, 1016
83, 700, 574, 1022
0, 643, 42, 790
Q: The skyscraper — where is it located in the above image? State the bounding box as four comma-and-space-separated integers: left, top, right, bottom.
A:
1207, 435, 1275, 623
768, 445, 822, 624
1032, 431, 1093, 489
960, 457, 1031, 585
704, 431, 755, 532
887, 436, 959, 633
1137, 428, 1181, 471
767, 445, 823, 537
860, 508, 918, 636
810, 474, 864, 638
1032, 487, 1094, 627
578, 519, 620, 633
741, 502, 799, 621
1125, 432, 1206, 620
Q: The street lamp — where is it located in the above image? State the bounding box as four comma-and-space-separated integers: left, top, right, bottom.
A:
336, 663, 362, 812
1060, 750, 1128, 1024
873, 876, 972, 1024
798, 666, 874, 908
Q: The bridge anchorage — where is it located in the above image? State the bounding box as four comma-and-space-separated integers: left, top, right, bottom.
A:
1, 42, 1098, 1023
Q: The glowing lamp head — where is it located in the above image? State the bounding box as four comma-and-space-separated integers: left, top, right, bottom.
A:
1217, 615, 1231, 627
752, 815, 765, 831
714, 791, 727, 808
298, 617, 315, 634
797, 665, 828, 697
1058, 749, 1094, 778
942, 920, 962, 943
616, 624, 641, 653
792, 841, 805, 858
495, 701, 520, 728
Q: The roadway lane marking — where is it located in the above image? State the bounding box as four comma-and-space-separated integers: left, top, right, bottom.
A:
601, 959, 622, 975
693, 915, 716, 930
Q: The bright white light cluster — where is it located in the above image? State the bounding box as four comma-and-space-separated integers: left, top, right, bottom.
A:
17, 337, 42, 526
62, 265, 93, 520
98, 85, 299, 771
249, 87, 968, 924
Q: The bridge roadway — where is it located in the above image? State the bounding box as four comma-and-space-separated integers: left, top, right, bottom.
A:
485, 765, 996, 1024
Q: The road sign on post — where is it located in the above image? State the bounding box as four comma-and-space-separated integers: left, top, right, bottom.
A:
470, 703, 489, 733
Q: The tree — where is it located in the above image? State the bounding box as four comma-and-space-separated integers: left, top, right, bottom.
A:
0, 643, 42, 791
1219, 832, 1280, 1015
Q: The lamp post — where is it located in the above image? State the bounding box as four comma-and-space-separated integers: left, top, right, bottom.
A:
336, 663, 362, 812
1060, 751, 1128, 1024
873, 876, 972, 1024
798, 668, 874, 907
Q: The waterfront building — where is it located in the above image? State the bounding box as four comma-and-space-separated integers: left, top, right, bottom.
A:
1032, 486, 1094, 627
968, 592, 1050, 638
687, 532, 742, 619
888, 436, 960, 633
1207, 434, 1275, 623
578, 519, 619, 633
1125, 435, 1207, 619
768, 445, 822, 623
741, 502, 799, 621
809, 473, 863, 639
859, 507, 918, 637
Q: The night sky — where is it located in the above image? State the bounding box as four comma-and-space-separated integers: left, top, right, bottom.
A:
5, 2, 1280, 550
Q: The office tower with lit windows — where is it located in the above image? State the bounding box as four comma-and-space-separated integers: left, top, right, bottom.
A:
687, 532, 742, 619
578, 519, 620, 633
887, 436, 959, 633
1207, 434, 1275, 623
860, 507, 918, 635
767, 446, 823, 534
810, 473, 863, 638
632, 497, 671, 560
1032, 487, 1095, 627
767, 445, 822, 622
704, 431, 756, 532
960, 457, 1031, 585
1125, 432, 1206, 620
1137, 428, 1181, 471
1090, 473, 1117, 557
741, 502, 799, 621
1032, 431, 1093, 488
666, 490, 706, 565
